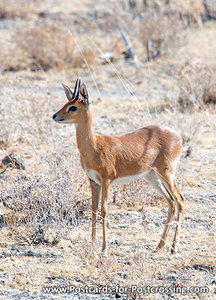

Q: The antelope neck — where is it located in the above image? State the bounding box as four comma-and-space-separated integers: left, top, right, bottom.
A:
75, 110, 96, 155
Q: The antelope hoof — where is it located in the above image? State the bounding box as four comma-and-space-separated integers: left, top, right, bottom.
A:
156, 240, 166, 250
171, 248, 176, 254
171, 245, 176, 254
102, 244, 107, 252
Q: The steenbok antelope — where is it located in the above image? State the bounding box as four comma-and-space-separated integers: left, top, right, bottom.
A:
53, 78, 184, 253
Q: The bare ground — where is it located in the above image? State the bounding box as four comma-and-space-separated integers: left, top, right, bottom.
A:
0, 1, 216, 299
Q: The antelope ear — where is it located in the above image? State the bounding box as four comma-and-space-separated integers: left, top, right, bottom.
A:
79, 83, 90, 107
62, 83, 73, 101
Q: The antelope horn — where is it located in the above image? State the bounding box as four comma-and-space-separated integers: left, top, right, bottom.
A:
72, 78, 81, 100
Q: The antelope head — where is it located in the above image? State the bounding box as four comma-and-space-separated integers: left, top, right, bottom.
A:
53, 78, 90, 124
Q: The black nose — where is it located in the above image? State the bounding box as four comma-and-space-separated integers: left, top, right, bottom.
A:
53, 113, 57, 120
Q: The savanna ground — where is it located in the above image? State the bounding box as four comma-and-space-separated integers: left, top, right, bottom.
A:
0, 0, 216, 299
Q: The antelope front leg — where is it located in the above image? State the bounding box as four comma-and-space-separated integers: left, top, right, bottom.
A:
89, 179, 101, 242
101, 180, 111, 251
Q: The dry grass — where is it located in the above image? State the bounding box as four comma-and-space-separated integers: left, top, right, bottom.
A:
1, 154, 89, 245
173, 62, 216, 111
13, 23, 75, 71
0, 0, 216, 299
139, 11, 184, 58
0, 0, 40, 19
0, 0, 209, 73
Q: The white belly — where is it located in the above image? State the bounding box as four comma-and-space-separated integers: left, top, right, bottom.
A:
112, 170, 150, 185
85, 169, 150, 186
86, 169, 101, 185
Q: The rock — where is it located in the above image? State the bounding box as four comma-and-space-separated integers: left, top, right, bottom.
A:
0, 153, 25, 170
23, 250, 42, 258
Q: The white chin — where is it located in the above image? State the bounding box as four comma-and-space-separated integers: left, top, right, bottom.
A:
56, 120, 73, 124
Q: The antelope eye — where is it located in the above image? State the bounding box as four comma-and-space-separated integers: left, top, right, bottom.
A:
68, 105, 78, 112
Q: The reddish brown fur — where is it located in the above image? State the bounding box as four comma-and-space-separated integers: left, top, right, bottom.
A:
53, 82, 184, 253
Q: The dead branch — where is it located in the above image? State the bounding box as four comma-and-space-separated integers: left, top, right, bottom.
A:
119, 27, 140, 68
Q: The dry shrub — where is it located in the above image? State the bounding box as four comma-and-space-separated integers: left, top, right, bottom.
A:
137, 0, 204, 58
13, 23, 75, 71
0, 151, 89, 244
138, 4, 194, 60
141, 0, 204, 15
0, 39, 23, 72
169, 0, 204, 26
139, 11, 184, 56
175, 63, 216, 111
170, 0, 204, 14
0, 0, 40, 19
93, 10, 120, 33
4, 21, 99, 71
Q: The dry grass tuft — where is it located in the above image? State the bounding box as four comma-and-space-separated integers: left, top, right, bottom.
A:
175, 63, 216, 111
1, 151, 89, 245
1, 21, 98, 72
13, 23, 75, 71
139, 11, 184, 58
0, 0, 40, 19
0, 0, 216, 298
137, 0, 204, 60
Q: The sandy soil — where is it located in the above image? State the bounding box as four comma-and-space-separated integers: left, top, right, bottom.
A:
0, 1, 216, 299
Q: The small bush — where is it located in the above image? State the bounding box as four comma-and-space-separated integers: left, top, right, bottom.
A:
139, 11, 184, 57
13, 23, 75, 71
137, 0, 203, 59
1, 151, 89, 244
0, 0, 40, 19
175, 63, 216, 111
7, 20, 99, 71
